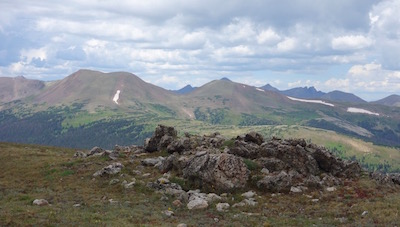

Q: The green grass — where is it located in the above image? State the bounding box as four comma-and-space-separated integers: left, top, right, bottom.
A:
1, 142, 399, 226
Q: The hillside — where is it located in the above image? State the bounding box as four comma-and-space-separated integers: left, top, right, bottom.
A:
374, 94, 400, 107
321, 90, 366, 104
172, 85, 197, 94
0, 76, 45, 104
0, 69, 400, 151
34, 69, 179, 110
1, 128, 400, 226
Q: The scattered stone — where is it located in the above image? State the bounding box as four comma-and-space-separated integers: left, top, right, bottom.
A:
141, 157, 165, 166
326, 186, 337, 192
216, 202, 230, 212
214, 218, 219, 223
73, 150, 87, 158
88, 146, 106, 156
132, 170, 142, 175
187, 197, 208, 210
73, 203, 81, 207
177, 224, 187, 227
362, 211, 368, 216
157, 177, 170, 184
109, 178, 120, 185
233, 198, 257, 207
172, 199, 183, 207
122, 179, 136, 189
33, 199, 49, 206
241, 190, 256, 199
142, 173, 151, 177
206, 193, 222, 203
311, 199, 319, 202
290, 186, 302, 193
261, 168, 270, 174
162, 210, 174, 217
93, 163, 124, 177
108, 199, 118, 204
257, 171, 293, 192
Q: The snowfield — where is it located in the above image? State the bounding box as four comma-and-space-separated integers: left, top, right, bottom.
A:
287, 96, 335, 107
347, 107, 379, 116
256, 88, 264, 92
113, 90, 121, 104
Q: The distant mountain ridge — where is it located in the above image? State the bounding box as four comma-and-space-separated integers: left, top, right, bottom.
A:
171, 85, 197, 94
1, 69, 399, 149
373, 95, 400, 107
0, 76, 45, 103
258, 85, 367, 104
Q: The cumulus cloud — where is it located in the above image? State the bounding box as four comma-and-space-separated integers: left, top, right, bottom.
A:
0, 0, 399, 99
331, 35, 373, 50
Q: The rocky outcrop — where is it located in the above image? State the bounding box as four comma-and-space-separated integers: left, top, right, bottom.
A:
141, 126, 364, 193
144, 125, 177, 152
370, 172, 400, 186
182, 152, 249, 191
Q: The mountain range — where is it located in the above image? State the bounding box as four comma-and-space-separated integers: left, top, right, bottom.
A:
0, 69, 399, 149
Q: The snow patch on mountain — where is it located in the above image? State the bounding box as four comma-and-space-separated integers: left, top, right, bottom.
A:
347, 107, 379, 116
287, 96, 335, 107
113, 90, 121, 104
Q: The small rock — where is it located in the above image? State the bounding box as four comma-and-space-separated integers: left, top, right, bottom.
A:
220, 193, 228, 197
361, 211, 368, 216
311, 199, 319, 202
157, 177, 170, 184
206, 193, 222, 203
162, 210, 174, 217
109, 199, 118, 204
290, 186, 302, 193
214, 218, 219, 223
187, 197, 208, 210
141, 157, 165, 166
132, 170, 142, 175
33, 199, 49, 206
326, 186, 337, 192
73, 203, 81, 207
241, 190, 256, 199
172, 199, 183, 207
142, 173, 151, 177
261, 168, 270, 174
123, 180, 136, 189
216, 202, 230, 212
177, 224, 187, 227
93, 162, 124, 177
109, 178, 120, 185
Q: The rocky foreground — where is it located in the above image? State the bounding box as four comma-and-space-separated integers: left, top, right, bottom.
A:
2, 125, 400, 226
75, 125, 400, 213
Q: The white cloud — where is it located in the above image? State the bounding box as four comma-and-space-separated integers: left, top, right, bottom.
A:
277, 37, 297, 52
331, 35, 373, 50
257, 28, 281, 45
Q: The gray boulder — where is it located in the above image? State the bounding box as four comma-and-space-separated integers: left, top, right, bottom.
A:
144, 125, 177, 152
183, 152, 249, 191
257, 171, 294, 192
93, 162, 124, 177
244, 131, 264, 145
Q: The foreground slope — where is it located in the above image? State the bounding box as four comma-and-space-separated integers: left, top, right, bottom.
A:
1, 127, 399, 226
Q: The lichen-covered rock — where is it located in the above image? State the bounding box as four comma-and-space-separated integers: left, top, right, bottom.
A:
144, 125, 177, 152
183, 152, 249, 191
244, 131, 264, 145
93, 162, 124, 177
256, 171, 294, 192
33, 199, 49, 206
88, 146, 106, 156
310, 147, 362, 178
228, 140, 260, 159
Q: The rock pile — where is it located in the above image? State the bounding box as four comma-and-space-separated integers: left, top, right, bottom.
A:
144, 125, 363, 193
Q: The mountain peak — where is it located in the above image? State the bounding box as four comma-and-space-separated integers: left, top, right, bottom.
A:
220, 77, 231, 82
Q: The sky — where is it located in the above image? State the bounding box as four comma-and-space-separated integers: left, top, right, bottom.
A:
0, 0, 399, 101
